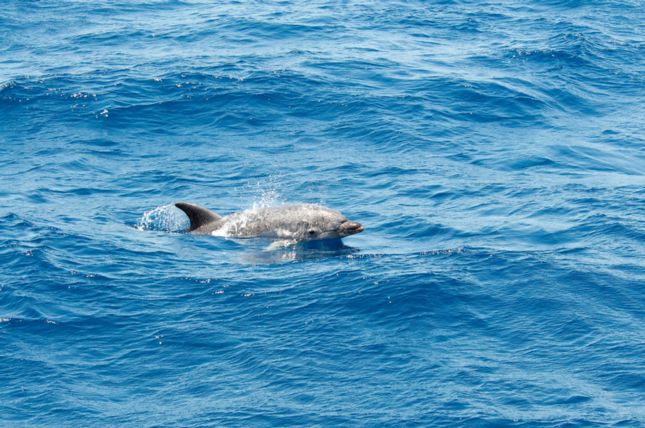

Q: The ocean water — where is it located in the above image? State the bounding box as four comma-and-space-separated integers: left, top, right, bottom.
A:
1, 0, 644, 426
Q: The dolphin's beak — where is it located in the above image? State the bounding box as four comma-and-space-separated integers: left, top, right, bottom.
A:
340, 221, 364, 236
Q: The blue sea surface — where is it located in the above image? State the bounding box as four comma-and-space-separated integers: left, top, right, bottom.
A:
1, 1, 644, 426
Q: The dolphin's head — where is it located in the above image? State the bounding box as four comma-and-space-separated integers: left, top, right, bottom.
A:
295, 205, 363, 241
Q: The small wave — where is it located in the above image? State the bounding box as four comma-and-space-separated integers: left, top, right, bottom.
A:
0, 79, 16, 92
136, 204, 188, 232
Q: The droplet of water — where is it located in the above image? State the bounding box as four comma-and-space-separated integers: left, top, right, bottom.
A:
247, 174, 285, 210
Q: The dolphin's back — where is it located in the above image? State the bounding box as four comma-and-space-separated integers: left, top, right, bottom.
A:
219, 205, 322, 238
175, 203, 358, 240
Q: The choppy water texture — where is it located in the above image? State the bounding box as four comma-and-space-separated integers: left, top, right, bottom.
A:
1, 1, 644, 426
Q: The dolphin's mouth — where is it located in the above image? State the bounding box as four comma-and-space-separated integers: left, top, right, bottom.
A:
340, 221, 364, 236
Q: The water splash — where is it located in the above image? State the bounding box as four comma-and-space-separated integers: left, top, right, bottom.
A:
135, 204, 188, 232
246, 175, 285, 210
206, 177, 289, 237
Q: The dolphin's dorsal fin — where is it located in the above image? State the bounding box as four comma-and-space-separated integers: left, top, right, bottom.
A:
175, 202, 221, 232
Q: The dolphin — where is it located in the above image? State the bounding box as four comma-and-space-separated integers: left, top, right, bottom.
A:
175, 202, 364, 243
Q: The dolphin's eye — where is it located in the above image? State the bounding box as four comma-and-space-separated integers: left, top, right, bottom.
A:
308, 229, 316, 236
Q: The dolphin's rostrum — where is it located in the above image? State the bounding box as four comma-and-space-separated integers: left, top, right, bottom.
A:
175, 202, 363, 241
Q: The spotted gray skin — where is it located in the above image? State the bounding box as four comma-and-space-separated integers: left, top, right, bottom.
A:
175, 202, 363, 241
